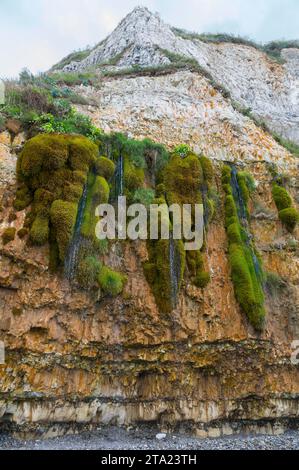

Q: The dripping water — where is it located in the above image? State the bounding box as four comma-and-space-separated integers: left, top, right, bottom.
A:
229, 164, 263, 283
201, 183, 210, 228
230, 165, 248, 223
112, 154, 124, 202
64, 183, 88, 281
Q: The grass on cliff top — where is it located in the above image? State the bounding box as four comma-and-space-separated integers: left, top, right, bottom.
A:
172, 28, 299, 63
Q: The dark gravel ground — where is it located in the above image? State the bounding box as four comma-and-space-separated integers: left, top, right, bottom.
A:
1, 427, 299, 450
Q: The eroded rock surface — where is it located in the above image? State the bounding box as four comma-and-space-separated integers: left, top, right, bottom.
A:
0, 121, 298, 435
61, 6, 299, 145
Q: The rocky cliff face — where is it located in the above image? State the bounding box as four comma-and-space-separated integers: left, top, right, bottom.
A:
0, 7, 299, 438
61, 6, 299, 145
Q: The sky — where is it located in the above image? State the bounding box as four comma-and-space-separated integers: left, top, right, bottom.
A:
0, 0, 298, 78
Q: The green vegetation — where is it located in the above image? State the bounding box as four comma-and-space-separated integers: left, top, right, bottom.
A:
95, 156, 116, 180
17, 227, 29, 239
14, 133, 99, 263
272, 183, 299, 232
172, 28, 299, 63
173, 144, 192, 158
1, 227, 16, 245
222, 165, 265, 330
30, 214, 49, 245
272, 184, 292, 211
81, 172, 110, 241
279, 208, 299, 232
199, 155, 214, 186
133, 188, 155, 207
50, 200, 77, 261
98, 266, 127, 297
51, 49, 92, 71
76, 256, 102, 290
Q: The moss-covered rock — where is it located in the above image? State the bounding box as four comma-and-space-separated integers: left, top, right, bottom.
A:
194, 271, 210, 288
77, 256, 102, 290
15, 133, 99, 267
17, 227, 29, 239
95, 156, 116, 180
98, 266, 126, 297
50, 200, 77, 262
1, 227, 16, 245
279, 207, 299, 232
199, 156, 214, 186
30, 214, 49, 246
14, 185, 33, 211
272, 184, 292, 211
222, 165, 265, 331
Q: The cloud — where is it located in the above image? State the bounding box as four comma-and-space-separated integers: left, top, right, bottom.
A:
0, 0, 298, 78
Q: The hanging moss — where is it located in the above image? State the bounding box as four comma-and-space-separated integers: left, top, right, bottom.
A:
199, 156, 214, 186
124, 158, 144, 192
279, 208, 299, 232
81, 173, 110, 241
98, 266, 126, 297
272, 183, 298, 232
229, 244, 265, 330
13, 185, 33, 211
222, 164, 265, 331
272, 184, 292, 211
30, 214, 49, 246
17, 227, 29, 239
68, 136, 98, 171
77, 256, 102, 290
62, 183, 83, 203
1, 227, 16, 245
95, 156, 116, 180
50, 200, 77, 262
194, 271, 211, 288
163, 152, 203, 206
221, 165, 232, 186
14, 133, 99, 268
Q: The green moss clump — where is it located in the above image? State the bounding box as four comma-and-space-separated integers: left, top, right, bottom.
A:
81, 173, 110, 241
68, 136, 98, 171
222, 167, 265, 331
62, 183, 83, 203
272, 183, 298, 232
1, 227, 16, 245
50, 200, 77, 262
225, 195, 238, 219
14, 185, 32, 211
194, 271, 210, 288
21, 134, 69, 177
77, 256, 102, 290
279, 208, 299, 232
222, 165, 232, 186
95, 156, 116, 180
163, 153, 203, 206
229, 244, 265, 330
124, 159, 145, 193
30, 214, 49, 246
272, 184, 292, 211
98, 266, 126, 297
15, 133, 99, 267
237, 174, 250, 206
72, 170, 87, 186
227, 222, 242, 245
17, 227, 29, 239
199, 156, 214, 186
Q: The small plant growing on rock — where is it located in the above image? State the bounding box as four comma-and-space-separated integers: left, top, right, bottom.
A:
2, 227, 16, 245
